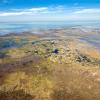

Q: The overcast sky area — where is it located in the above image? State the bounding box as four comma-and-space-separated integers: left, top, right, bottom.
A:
0, 0, 100, 22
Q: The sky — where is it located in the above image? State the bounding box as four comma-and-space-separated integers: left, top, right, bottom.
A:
0, 0, 100, 22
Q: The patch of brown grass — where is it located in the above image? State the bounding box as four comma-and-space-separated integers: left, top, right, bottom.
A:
0, 90, 34, 100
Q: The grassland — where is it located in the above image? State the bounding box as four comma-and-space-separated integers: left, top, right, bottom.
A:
0, 28, 100, 100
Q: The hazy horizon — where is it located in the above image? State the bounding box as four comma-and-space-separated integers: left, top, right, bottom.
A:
0, 0, 100, 22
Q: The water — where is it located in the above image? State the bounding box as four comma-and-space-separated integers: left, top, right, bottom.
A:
81, 35, 100, 50
0, 21, 100, 35
0, 21, 100, 50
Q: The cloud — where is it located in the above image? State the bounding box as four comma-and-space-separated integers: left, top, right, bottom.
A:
0, 6, 100, 21
0, 6, 67, 16
0, 7, 49, 16
74, 8, 100, 14
0, 12, 33, 16
29, 7, 48, 11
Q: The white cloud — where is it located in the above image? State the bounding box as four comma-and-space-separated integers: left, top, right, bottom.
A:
0, 6, 66, 16
0, 12, 33, 16
0, 7, 100, 21
0, 7, 48, 16
29, 7, 48, 11
74, 8, 100, 14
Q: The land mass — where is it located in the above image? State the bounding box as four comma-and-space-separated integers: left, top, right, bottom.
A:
0, 27, 100, 100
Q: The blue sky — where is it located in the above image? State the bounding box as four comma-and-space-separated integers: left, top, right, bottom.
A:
0, 0, 100, 21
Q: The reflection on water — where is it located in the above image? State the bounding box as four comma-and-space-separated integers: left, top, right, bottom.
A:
80, 34, 100, 50
0, 21, 100, 50
0, 21, 100, 34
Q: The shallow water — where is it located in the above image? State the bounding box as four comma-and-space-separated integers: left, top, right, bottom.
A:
0, 21, 100, 50
80, 33, 100, 50
0, 21, 100, 34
